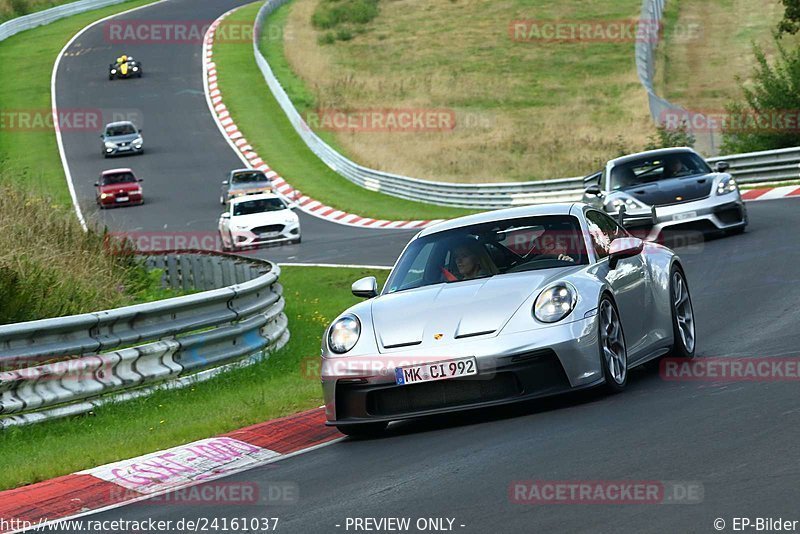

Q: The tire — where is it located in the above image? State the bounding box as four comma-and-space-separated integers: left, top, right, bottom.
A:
598, 296, 628, 393
293, 236, 302, 244
669, 267, 696, 359
336, 422, 387, 438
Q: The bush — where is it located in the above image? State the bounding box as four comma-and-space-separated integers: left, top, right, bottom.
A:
644, 121, 696, 151
317, 32, 336, 45
722, 37, 800, 153
9, 0, 31, 16
311, 0, 379, 42
335, 28, 353, 41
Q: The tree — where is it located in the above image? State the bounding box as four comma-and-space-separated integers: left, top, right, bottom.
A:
721, 37, 800, 153
778, 0, 800, 35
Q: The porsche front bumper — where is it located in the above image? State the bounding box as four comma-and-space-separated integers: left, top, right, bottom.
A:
622, 194, 748, 241
322, 315, 606, 426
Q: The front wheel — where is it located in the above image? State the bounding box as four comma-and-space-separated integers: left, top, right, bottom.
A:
336, 422, 387, 438
669, 267, 696, 358
598, 297, 627, 392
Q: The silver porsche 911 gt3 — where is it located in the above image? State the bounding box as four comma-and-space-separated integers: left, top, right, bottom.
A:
321, 203, 696, 436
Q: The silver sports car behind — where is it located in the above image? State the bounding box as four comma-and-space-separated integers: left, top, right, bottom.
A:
583, 147, 747, 241
321, 203, 696, 436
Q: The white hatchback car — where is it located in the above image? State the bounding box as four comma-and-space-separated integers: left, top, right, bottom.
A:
219, 193, 301, 250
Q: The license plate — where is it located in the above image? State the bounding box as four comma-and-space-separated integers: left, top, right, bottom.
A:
115, 196, 129, 203
673, 211, 696, 221
395, 356, 477, 385
260, 231, 280, 238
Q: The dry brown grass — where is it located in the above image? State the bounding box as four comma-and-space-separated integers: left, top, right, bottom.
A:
280, 0, 654, 183
656, 0, 799, 109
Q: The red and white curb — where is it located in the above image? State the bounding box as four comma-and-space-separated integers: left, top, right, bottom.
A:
202, 11, 443, 231
741, 185, 800, 201
0, 409, 341, 532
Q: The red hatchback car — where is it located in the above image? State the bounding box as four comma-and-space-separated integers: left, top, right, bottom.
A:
95, 168, 143, 208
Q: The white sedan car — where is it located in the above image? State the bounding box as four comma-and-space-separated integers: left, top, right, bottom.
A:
219, 193, 301, 250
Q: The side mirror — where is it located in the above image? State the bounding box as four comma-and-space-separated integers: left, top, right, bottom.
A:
585, 184, 602, 196
608, 237, 644, 269
94, 182, 99, 187
221, 212, 231, 219
351, 276, 378, 299
222, 180, 229, 185
138, 128, 143, 133
714, 161, 730, 173
137, 178, 143, 182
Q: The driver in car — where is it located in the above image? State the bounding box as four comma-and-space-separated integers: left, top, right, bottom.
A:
535, 230, 575, 263
664, 157, 690, 178
442, 240, 498, 281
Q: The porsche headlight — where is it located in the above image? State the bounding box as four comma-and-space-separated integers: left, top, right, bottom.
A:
533, 283, 577, 323
110, 69, 117, 74
132, 66, 139, 72
716, 175, 737, 195
605, 194, 647, 213
328, 314, 361, 354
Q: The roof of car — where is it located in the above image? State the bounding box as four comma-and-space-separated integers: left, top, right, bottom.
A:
418, 203, 579, 237
608, 146, 696, 166
229, 192, 282, 204
104, 121, 135, 128
230, 168, 264, 175
101, 168, 134, 175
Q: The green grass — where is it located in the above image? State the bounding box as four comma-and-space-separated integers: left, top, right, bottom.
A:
0, 265, 386, 490
213, 3, 473, 221
0, 0, 157, 205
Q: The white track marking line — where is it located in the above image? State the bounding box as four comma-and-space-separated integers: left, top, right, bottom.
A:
51, 0, 171, 230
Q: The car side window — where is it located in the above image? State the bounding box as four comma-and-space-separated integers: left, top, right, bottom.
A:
585, 210, 626, 259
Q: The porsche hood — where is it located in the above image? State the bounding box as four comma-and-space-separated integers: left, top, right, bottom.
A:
622, 174, 716, 206
369, 272, 559, 352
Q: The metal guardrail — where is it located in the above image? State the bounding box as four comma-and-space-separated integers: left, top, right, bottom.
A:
252, 0, 798, 208
0, 0, 129, 41
0, 252, 289, 429
635, 0, 721, 155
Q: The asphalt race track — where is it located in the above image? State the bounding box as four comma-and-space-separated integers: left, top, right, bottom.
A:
54, 0, 416, 266
53, 2, 800, 533
56, 198, 800, 533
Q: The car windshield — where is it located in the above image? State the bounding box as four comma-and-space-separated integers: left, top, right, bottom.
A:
101, 172, 136, 185
384, 215, 588, 294
106, 124, 137, 136
232, 198, 286, 216
231, 171, 269, 184
609, 152, 710, 191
